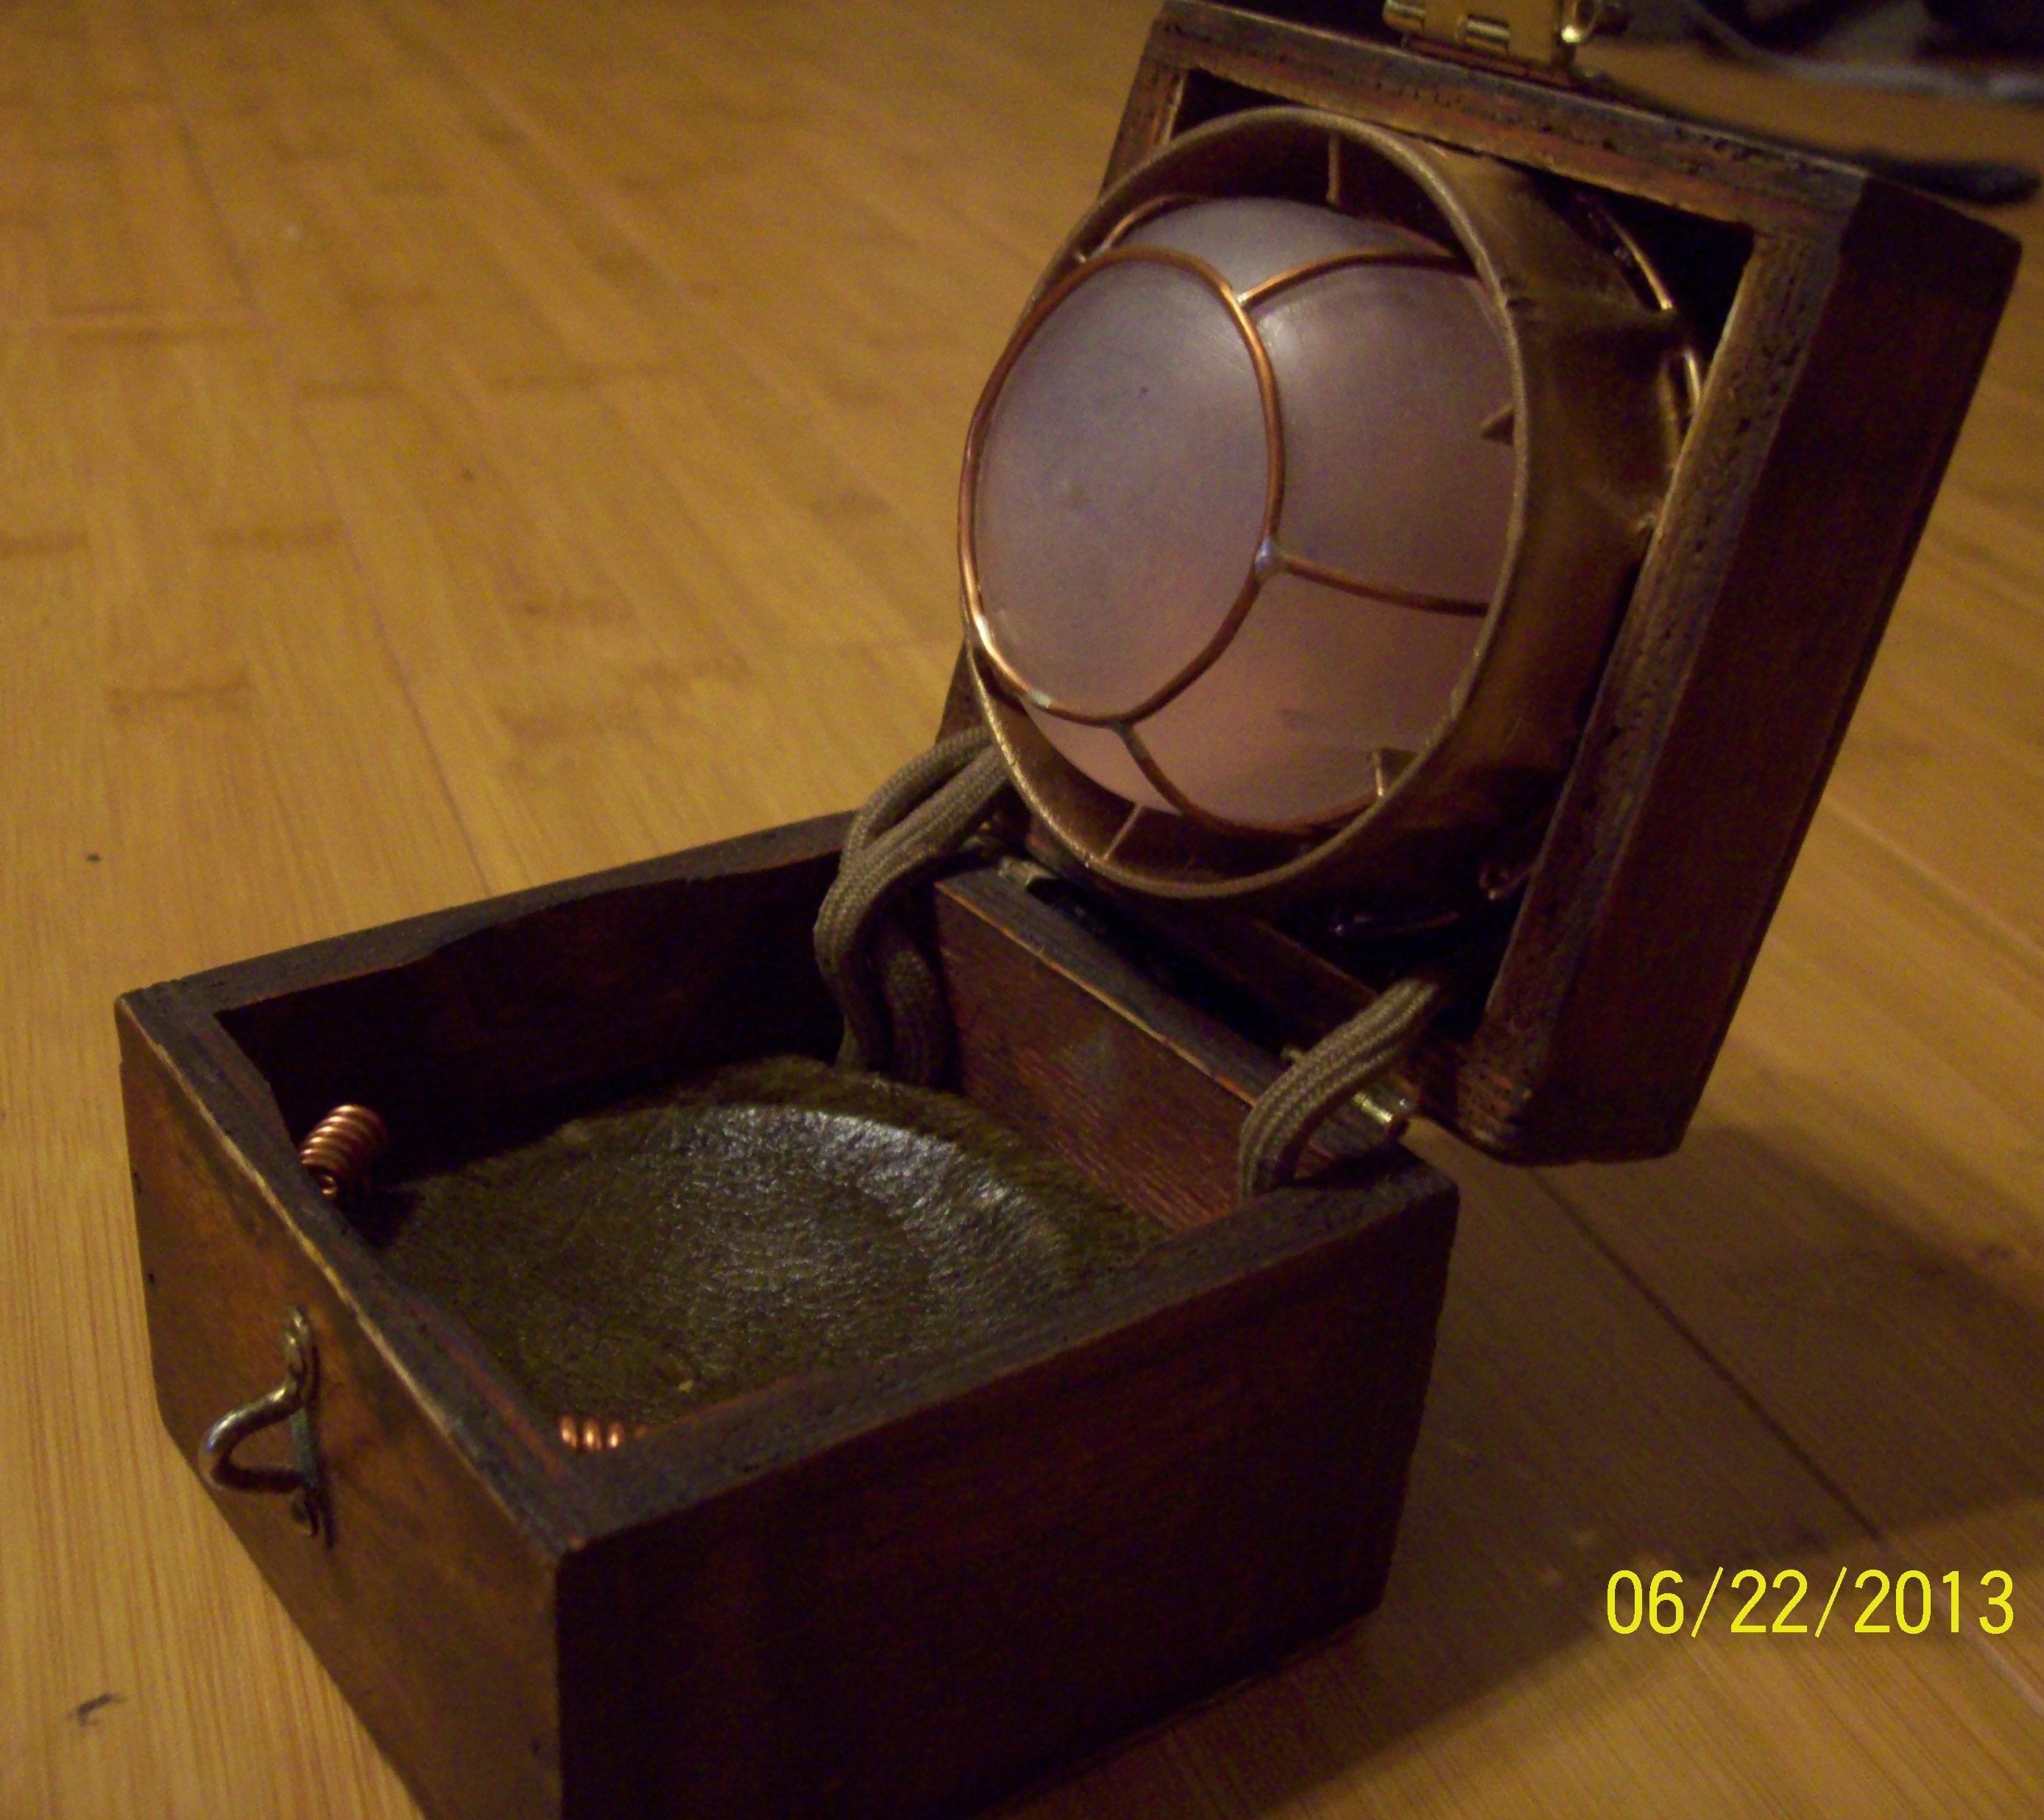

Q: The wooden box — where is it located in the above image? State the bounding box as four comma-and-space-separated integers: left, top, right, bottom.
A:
121, 8, 2016, 1819
1035, 1, 2020, 1165
121, 817, 1457, 1820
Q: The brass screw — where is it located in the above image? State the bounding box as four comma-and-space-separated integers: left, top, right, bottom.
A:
298, 1104, 390, 1201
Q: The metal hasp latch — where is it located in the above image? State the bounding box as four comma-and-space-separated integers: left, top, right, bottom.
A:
197, 1306, 328, 1540
1382, 0, 1629, 68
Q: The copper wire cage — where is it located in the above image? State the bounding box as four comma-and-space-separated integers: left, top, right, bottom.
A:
961, 108, 1696, 914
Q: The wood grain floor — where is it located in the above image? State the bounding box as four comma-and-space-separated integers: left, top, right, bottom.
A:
3, 3, 2042, 1815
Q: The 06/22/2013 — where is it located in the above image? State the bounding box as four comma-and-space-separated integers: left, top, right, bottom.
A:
1605, 1567, 2015, 1639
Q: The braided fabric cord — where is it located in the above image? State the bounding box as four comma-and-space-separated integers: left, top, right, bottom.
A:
817, 725, 1442, 1194
1236, 975, 1444, 1200
813, 727, 1011, 1085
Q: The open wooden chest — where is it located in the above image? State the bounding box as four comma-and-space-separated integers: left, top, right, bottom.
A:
119, 7, 2016, 1819
123, 815, 1457, 1820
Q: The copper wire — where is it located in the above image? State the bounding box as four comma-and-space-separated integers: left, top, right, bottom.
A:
960, 241, 1286, 732
558, 1414, 642, 1453
1089, 190, 1202, 254
297, 1104, 389, 1201
1234, 244, 1469, 311
959, 203, 1498, 837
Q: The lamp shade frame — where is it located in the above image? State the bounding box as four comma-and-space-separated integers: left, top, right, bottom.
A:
962, 106, 1691, 914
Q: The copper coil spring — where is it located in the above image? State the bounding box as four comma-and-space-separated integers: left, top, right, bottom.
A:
298, 1104, 390, 1201
558, 1414, 646, 1454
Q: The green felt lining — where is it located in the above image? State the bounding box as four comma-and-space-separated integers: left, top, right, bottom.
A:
355, 1055, 1166, 1433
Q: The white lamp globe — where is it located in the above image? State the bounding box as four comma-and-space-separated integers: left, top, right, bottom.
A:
967, 194, 1515, 833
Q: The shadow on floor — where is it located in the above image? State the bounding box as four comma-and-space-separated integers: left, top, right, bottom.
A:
1015, 1103, 2044, 1814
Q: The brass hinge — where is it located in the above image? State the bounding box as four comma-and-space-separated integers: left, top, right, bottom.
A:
1382, 0, 1629, 70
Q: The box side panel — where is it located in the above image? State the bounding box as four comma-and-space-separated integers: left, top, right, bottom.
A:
1469, 178, 2020, 1159
561, 1172, 1457, 1820
937, 875, 1267, 1232
121, 1000, 566, 1820
174, 814, 849, 1012
1139, 1, 1859, 228
935, 868, 1414, 1232
209, 839, 845, 1158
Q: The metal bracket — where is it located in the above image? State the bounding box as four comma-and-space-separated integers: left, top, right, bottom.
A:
197, 1306, 327, 1540
1382, 0, 1628, 70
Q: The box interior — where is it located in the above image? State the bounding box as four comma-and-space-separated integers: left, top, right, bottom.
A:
347, 1054, 1168, 1434
209, 849, 1292, 1450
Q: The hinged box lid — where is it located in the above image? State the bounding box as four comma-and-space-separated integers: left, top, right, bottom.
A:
939, 0, 2018, 1165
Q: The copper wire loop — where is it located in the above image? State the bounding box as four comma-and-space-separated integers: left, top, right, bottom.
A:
297, 1104, 389, 1201
961, 237, 1488, 754
958, 150, 1508, 840
961, 107, 1693, 903
960, 241, 1287, 736
559, 1414, 640, 1453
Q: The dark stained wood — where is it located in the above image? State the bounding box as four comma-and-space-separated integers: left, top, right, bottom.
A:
940, 871, 1264, 1232
1477, 177, 2018, 1156
1047, 1, 2022, 1163
936, 646, 984, 741
178, 814, 852, 1015
121, 998, 581, 1820
936, 867, 1399, 1234
1105, 43, 1192, 183
201, 815, 850, 1159
124, 811, 1456, 1820
562, 1171, 1454, 1820
1128, 1, 1865, 223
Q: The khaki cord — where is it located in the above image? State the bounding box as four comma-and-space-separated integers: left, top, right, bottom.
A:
813, 727, 1011, 1084
1236, 974, 1444, 1199
820, 728, 1446, 1193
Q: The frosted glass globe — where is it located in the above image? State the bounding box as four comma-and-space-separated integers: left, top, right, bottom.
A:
969, 197, 1516, 831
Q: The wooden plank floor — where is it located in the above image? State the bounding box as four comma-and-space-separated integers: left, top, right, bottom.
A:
2, 2, 2041, 1813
